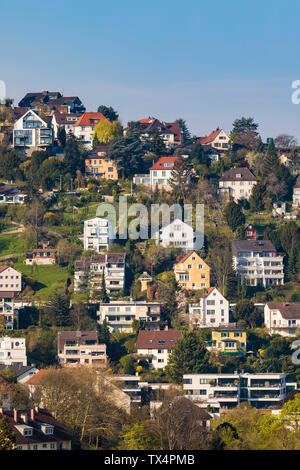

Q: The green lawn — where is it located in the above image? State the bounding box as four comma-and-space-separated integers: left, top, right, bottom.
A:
14, 260, 70, 300
0, 232, 27, 257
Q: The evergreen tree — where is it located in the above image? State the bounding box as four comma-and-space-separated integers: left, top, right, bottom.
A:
169, 157, 191, 199
249, 182, 265, 212
64, 133, 85, 178
97, 105, 119, 121
262, 138, 279, 176
165, 330, 211, 384
175, 118, 191, 144
224, 201, 245, 232
44, 292, 70, 327
97, 319, 111, 344
57, 126, 66, 149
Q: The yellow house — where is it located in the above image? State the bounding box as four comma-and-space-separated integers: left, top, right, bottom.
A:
173, 250, 210, 290
208, 328, 247, 355
85, 146, 120, 180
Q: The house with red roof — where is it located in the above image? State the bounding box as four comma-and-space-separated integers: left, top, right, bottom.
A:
71, 112, 108, 149
135, 329, 182, 369
198, 128, 229, 151
188, 287, 230, 328
150, 156, 179, 190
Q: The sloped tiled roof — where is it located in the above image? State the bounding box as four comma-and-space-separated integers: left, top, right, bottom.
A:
136, 329, 182, 349
150, 156, 178, 171
72, 112, 108, 127
232, 240, 276, 255
266, 302, 300, 319
198, 129, 222, 145
219, 167, 257, 182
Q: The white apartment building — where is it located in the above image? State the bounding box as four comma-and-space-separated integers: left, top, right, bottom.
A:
264, 302, 300, 337
135, 330, 182, 369
292, 175, 300, 207
0, 336, 27, 366
183, 373, 286, 413
13, 110, 53, 151
74, 253, 126, 294
83, 217, 115, 252
153, 218, 195, 250
0, 266, 22, 296
232, 240, 284, 287
188, 287, 230, 328
219, 167, 257, 201
57, 331, 107, 367
97, 301, 163, 333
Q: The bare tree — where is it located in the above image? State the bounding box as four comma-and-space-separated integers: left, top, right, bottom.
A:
274, 134, 297, 148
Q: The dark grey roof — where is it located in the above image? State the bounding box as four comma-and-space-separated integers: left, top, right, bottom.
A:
232, 239, 276, 256
219, 167, 257, 182
267, 303, 300, 319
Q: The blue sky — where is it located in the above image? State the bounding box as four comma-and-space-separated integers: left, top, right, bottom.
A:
1, 0, 300, 140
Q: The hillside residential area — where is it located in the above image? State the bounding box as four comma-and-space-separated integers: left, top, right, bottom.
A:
0, 89, 299, 452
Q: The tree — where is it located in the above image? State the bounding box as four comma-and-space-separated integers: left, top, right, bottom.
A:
57, 126, 66, 149
0, 416, 15, 450
224, 201, 245, 232
91, 271, 109, 303
169, 157, 191, 199
120, 355, 135, 375
230, 117, 259, 149
165, 331, 210, 384
119, 423, 159, 450
107, 134, 148, 177
93, 119, 123, 144
97, 105, 119, 121
262, 138, 279, 177
175, 118, 191, 144
274, 134, 297, 148
189, 142, 211, 168
233, 299, 262, 327
64, 133, 85, 178
69, 302, 95, 330
249, 182, 265, 212
44, 292, 70, 327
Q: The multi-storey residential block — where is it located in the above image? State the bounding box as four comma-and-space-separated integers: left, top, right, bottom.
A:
264, 302, 300, 337
292, 175, 300, 207
85, 146, 120, 180
198, 128, 230, 151
188, 287, 229, 327
153, 218, 195, 250
97, 301, 164, 333
232, 240, 284, 287
74, 253, 126, 294
25, 249, 56, 265
0, 407, 72, 450
13, 109, 53, 153
57, 331, 107, 367
71, 112, 108, 149
184, 373, 286, 412
0, 266, 22, 296
174, 250, 210, 290
0, 186, 26, 204
83, 217, 115, 252
207, 327, 247, 355
0, 336, 27, 366
219, 167, 257, 201
135, 330, 182, 369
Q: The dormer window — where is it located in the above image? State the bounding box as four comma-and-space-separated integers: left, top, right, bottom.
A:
40, 423, 54, 435
236, 174, 241, 178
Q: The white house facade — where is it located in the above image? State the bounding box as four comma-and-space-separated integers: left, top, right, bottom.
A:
13, 110, 53, 151
264, 302, 300, 337
154, 218, 195, 250
83, 217, 115, 252
0, 336, 27, 366
188, 287, 230, 328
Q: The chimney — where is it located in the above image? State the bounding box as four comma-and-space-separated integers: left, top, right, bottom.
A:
34, 406, 39, 413
13, 409, 18, 423
21, 413, 28, 424
0, 408, 3, 415
30, 408, 35, 421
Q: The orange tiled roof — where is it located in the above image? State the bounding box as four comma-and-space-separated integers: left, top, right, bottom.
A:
198, 129, 222, 145
150, 156, 179, 171
72, 112, 108, 127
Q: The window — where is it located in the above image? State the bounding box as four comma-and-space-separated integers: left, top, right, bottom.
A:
200, 389, 207, 395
